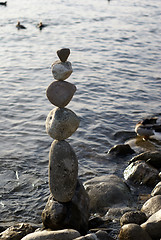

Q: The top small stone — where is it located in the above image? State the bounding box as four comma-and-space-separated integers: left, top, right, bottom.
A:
57, 48, 70, 62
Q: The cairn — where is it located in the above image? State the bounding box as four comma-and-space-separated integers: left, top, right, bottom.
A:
42, 48, 89, 235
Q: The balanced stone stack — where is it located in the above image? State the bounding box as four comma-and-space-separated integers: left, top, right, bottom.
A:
42, 48, 89, 235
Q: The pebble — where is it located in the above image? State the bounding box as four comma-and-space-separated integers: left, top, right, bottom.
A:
57, 48, 70, 62
21, 229, 80, 240
46, 80, 76, 108
49, 140, 78, 202
52, 60, 73, 81
46, 107, 80, 140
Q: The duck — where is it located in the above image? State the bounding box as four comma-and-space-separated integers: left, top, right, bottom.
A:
16, 21, 26, 29
0, 1, 7, 6
135, 117, 161, 140
37, 22, 47, 30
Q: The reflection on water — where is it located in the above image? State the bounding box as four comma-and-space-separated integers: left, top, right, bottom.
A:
0, 0, 161, 226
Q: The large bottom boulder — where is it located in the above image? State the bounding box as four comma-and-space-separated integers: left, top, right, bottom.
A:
42, 179, 89, 235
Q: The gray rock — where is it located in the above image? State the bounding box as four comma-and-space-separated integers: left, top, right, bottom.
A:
141, 195, 161, 217
52, 60, 73, 81
108, 144, 135, 156
141, 209, 161, 239
129, 151, 161, 169
57, 48, 70, 62
120, 210, 147, 226
105, 207, 133, 222
151, 181, 161, 196
46, 107, 80, 140
118, 223, 152, 240
124, 160, 160, 187
0, 223, 35, 240
21, 229, 80, 240
49, 140, 78, 202
84, 175, 133, 215
42, 180, 90, 235
46, 80, 76, 108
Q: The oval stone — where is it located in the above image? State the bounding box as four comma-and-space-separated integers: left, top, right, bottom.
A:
49, 140, 78, 202
46, 107, 80, 140
46, 81, 76, 108
52, 60, 73, 81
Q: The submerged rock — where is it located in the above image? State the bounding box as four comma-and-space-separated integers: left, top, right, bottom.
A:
42, 180, 89, 235
46, 107, 80, 140
46, 80, 76, 108
49, 140, 78, 202
84, 175, 133, 214
21, 229, 80, 240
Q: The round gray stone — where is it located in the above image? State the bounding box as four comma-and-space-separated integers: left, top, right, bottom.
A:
52, 60, 73, 81
46, 107, 80, 140
49, 140, 78, 202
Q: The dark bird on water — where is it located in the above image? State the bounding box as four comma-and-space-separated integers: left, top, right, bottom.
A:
37, 22, 47, 30
0, 1, 7, 6
16, 21, 26, 29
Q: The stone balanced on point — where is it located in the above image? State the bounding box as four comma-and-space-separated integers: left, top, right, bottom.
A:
42, 48, 89, 234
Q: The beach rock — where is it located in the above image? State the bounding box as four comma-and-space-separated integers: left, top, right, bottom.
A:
129, 151, 161, 169
73, 230, 114, 240
57, 48, 70, 62
49, 140, 78, 202
42, 180, 90, 235
0, 223, 35, 240
46, 80, 76, 108
46, 107, 80, 140
120, 210, 147, 226
141, 195, 161, 217
141, 209, 161, 239
151, 181, 161, 196
105, 207, 133, 222
84, 175, 133, 215
118, 223, 152, 240
21, 229, 80, 240
124, 160, 160, 187
52, 60, 73, 81
108, 144, 135, 156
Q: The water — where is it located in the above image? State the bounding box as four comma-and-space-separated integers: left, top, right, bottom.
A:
0, 0, 161, 227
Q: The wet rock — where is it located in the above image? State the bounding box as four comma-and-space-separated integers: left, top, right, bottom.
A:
84, 175, 133, 215
120, 210, 147, 226
124, 160, 160, 187
21, 229, 80, 240
141, 209, 161, 239
88, 216, 105, 229
49, 140, 78, 202
129, 151, 161, 169
46, 81, 76, 108
0, 223, 35, 240
57, 48, 70, 62
151, 181, 161, 196
46, 107, 80, 140
141, 195, 161, 217
118, 223, 152, 240
105, 207, 133, 222
42, 180, 89, 235
52, 60, 73, 81
108, 144, 135, 156
73, 230, 114, 240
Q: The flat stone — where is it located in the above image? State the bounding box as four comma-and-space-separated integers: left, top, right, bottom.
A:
21, 229, 80, 240
46, 81, 76, 108
46, 107, 80, 140
42, 180, 90, 235
141, 209, 161, 239
52, 60, 73, 81
49, 140, 78, 202
118, 224, 152, 240
57, 48, 70, 62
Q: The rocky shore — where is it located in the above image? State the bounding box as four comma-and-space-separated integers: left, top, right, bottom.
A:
1, 49, 161, 240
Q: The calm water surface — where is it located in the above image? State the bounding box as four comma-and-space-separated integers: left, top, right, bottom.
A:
0, 0, 161, 226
